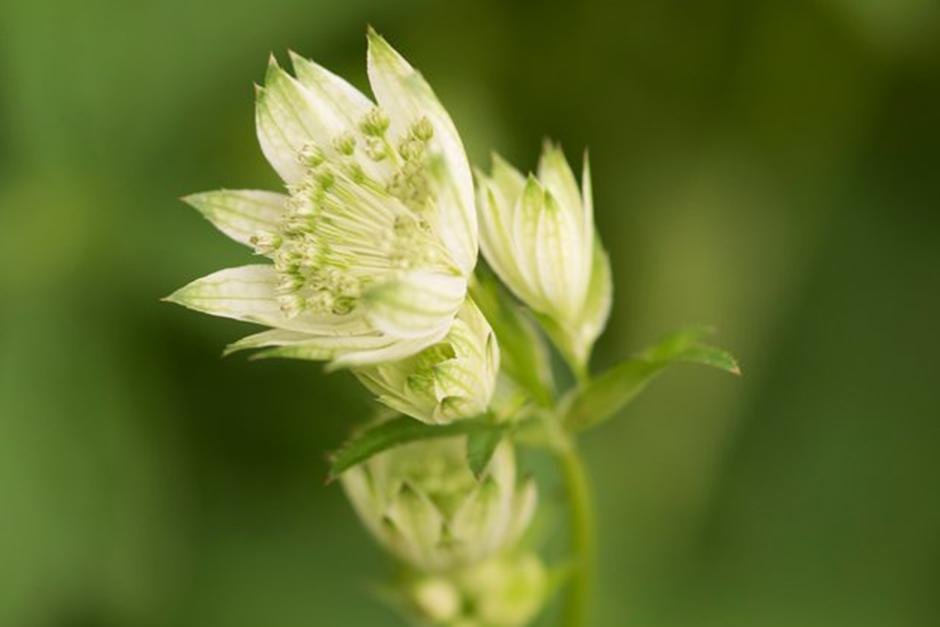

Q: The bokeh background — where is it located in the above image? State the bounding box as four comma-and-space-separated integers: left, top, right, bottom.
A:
2, 1, 939, 625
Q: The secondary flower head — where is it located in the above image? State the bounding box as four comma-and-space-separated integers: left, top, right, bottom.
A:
405, 553, 550, 627
476, 143, 612, 371
341, 436, 536, 572
167, 29, 478, 369
354, 300, 499, 424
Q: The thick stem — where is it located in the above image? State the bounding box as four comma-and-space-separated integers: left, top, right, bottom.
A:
558, 439, 596, 627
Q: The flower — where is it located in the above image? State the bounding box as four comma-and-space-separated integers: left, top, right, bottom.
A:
407, 553, 550, 627
166, 29, 478, 369
475, 143, 612, 372
341, 436, 536, 572
354, 299, 499, 424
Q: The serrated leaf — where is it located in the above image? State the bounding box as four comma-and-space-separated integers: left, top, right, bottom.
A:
328, 414, 502, 481
564, 326, 740, 432
466, 428, 504, 478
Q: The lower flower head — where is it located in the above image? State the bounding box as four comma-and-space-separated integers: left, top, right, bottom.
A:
341, 436, 536, 572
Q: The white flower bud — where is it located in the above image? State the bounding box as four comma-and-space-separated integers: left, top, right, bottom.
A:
476, 143, 612, 371
353, 299, 499, 424
341, 436, 536, 573
406, 553, 550, 627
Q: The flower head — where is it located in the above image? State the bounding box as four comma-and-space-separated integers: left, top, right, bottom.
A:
354, 300, 499, 424
341, 436, 536, 572
167, 30, 478, 369
476, 143, 612, 371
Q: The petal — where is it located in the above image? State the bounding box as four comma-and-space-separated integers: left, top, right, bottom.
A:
489, 153, 526, 207
510, 177, 548, 310
361, 270, 466, 340
537, 142, 582, 223
182, 189, 287, 247
580, 151, 596, 286
366, 29, 477, 274
225, 328, 394, 360
576, 236, 613, 358
477, 182, 526, 296
535, 190, 584, 321
165, 265, 366, 334
289, 50, 374, 130
255, 55, 331, 183
329, 331, 449, 370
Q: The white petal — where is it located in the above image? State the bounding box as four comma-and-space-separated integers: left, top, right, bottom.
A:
576, 237, 613, 358
225, 328, 393, 360
535, 191, 584, 321
366, 29, 477, 275
362, 270, 466, 340
580, 151, 596, 288
510, 177, 548, 310
183, 189, 287, 247
255, 55, 331, 183
329, 330, 448, 370
165, 265, 366, 334
537, 142, 582, 223
289, 51, 374, 130
477, 182, 525, 295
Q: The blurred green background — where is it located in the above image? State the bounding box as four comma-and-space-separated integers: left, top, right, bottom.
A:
2, 1, 939, 626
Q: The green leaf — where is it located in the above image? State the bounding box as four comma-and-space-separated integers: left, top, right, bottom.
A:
563, 326, 740, 432
471, 269, 555, 406
466, 428, 505, 478
328, 414, 504, 481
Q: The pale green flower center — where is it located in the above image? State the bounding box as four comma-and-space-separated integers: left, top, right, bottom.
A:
248, 110, 454, 318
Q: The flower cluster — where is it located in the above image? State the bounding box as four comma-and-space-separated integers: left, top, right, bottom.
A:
168, 28, 613, 627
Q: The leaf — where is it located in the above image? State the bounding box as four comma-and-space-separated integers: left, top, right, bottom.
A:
328, 414, 504, 481
466, 428, 504, 478
471, 269, 554, 407
563, 326, 740, 432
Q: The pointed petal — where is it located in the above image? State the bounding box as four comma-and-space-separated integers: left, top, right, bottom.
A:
477, 182, 525, 296
510, 177, 547, 310
490, 153, 526, 207
580, 151, 596, 286
366, 29, 477, 274
165, 265, 362, 334
226, 329, 394, 361
537, 142, 582, 222
578, 236, 613, 352
289, 51, 374, 129
256, 55, 331, 183
362, 270, 466, 340
535, 190, 584, 321
183, 190, 287, 247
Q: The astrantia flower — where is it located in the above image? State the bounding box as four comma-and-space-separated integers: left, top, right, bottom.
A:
167, 29, 478, 368
354, 300, 499, 424
476, 143, 612, 372
341, 436, 536, 572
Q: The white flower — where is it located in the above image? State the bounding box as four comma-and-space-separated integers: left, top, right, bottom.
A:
476, 143, 612, 372
166, 29, 478, 369
354, 299, 499, 424
341, 436, 536, 572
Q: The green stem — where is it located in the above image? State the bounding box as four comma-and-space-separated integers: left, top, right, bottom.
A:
557, 439, 595, 627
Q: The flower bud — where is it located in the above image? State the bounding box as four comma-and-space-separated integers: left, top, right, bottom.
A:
341, 436, 536, 573
354, 299, 499, 425
406, 553, 550, 627
476, 143, 612, 372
